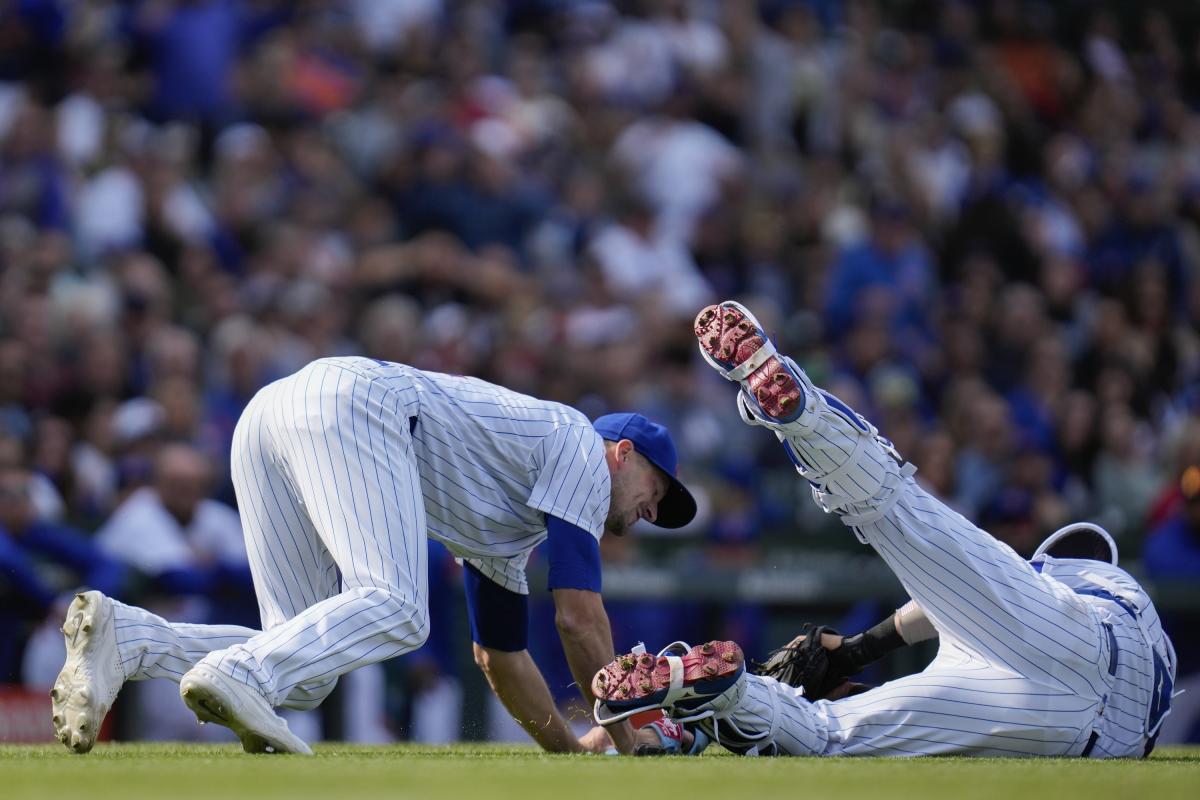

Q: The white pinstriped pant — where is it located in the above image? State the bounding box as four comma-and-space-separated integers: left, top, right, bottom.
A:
721, 386, 1149, 758
113, 360, 430, 709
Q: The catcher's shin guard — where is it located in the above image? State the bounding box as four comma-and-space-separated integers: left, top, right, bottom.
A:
693, 715, 781, 757
592, 641, 746, 726
695, 301, 915, 527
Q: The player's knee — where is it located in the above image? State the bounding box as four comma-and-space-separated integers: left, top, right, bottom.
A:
409, 608, 431, 648
390, 589, 431, 647
349, 586, 430, 646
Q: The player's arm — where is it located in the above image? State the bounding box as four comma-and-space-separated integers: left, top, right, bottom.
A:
545, 516, 636, 754
822, 600, 938, 673
463, 564, 585, 753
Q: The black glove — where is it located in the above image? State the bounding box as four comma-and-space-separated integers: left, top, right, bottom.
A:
753, 621, 899, 700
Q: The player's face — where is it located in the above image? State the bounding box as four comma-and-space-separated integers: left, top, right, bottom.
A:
604, 442, 670, 536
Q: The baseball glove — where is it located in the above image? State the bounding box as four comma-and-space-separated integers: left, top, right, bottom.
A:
752, 624, 873, 700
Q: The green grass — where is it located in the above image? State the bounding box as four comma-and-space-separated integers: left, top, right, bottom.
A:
2, 743, 1197, 800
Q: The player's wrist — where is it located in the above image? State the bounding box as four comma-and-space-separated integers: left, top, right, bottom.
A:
606, 719, 636, 754
831, 616, 906, 674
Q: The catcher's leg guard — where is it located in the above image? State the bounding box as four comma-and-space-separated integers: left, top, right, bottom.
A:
592, 641, 747, 725
695, 302, 915, 527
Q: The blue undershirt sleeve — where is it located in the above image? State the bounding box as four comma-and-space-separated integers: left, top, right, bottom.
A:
546, 515, 602, 593
463, 563, 529, 652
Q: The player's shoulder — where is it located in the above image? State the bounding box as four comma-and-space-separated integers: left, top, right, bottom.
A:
539, 408, 605, 452
557, 403, 595, 429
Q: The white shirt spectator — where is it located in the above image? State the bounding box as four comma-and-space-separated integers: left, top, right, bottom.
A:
75, 166, 144, 257
612, 117, 741, 244
351, 0, 442, 52
96, 487, 245, 574
588, 222, 713, 317
658, 10, 728, 76
585, 19, 676, 107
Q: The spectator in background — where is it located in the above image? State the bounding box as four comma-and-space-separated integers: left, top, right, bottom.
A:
1146, 463, 1200, 578
0, 98, 69, 231
1146, 422, 1200, 578
132, 0, 267, 127
610, 83, 743, 246
823, 197, 935, 360
588, 188, 713, 319
1145, 429, 1200, 745
92, 442, 254, 741
96, 443, 249, 609
1092, 403, 1163, 549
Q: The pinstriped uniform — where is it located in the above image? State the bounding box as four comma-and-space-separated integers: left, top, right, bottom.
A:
719, 381, 1175, 758
110, 357, 610, 707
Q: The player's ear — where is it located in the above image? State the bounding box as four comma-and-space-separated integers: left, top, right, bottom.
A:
603, 439, 635, 471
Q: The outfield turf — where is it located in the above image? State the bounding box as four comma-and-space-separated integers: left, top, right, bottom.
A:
3, 743, 1197, 800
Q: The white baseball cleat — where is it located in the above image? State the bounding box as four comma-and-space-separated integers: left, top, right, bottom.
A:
51, 590, 125, 754
180, 664, 313, 755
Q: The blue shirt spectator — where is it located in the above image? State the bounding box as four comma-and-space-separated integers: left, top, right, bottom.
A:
1144, 476, 1200, 579
0, 466, 128, 681
824, 202, 935, 352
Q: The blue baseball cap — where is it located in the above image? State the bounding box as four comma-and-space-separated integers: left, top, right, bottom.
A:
592, 413, 697, 529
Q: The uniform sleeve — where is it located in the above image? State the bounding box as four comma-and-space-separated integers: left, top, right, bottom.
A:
526, 424, 610, 539
546, 515, 602, 593
463, 563, 529, 652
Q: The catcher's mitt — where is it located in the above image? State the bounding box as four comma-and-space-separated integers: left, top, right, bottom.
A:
752, 624, 873, 700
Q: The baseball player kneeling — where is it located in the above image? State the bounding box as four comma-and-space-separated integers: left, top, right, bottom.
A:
51, 357, 697, 755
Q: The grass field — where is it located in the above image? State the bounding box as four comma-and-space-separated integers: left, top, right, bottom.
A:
2, 743, 1198, 800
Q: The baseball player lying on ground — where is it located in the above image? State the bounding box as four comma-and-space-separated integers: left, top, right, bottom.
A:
591, 300, 1177, 759
52, 357, 697, 755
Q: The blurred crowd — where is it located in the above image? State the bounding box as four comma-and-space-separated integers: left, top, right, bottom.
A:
2, 0, 1200, 743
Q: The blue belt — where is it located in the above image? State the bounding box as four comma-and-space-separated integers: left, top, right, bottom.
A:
1073, 587, 1139, 619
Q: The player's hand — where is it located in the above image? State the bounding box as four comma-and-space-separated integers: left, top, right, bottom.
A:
784, 629, 844, 651
633, 717, 698, 755
578, 725, 616, 754
755, 623, 859, 700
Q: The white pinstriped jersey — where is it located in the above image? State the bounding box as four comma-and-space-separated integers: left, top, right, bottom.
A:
697, 358, 1174, 759
315, 357, 611, 594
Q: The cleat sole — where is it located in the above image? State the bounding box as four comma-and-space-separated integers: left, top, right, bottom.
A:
52, 591, 122, 755
694, 303, 804, 422
592, 641, 743, 709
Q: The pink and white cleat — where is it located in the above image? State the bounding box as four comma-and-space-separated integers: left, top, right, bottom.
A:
592, 641, 746, 726
694, 301, 807, 423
